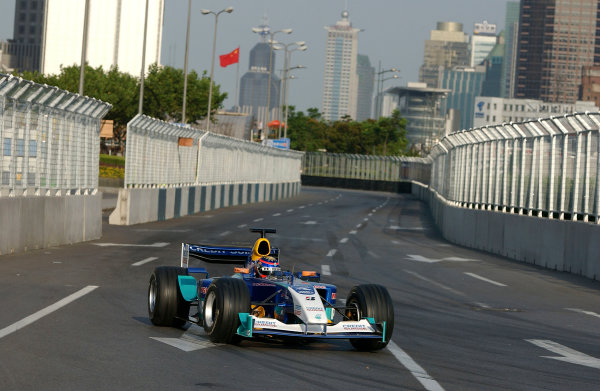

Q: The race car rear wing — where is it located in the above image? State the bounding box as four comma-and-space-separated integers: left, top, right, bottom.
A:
181, 243, 279, 268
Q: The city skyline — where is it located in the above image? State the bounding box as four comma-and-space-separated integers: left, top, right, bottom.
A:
0, 0, 511, 114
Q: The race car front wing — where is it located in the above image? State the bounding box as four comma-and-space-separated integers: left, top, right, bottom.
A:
237, 314, 387, 341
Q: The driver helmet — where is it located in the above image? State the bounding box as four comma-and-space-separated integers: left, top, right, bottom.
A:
255, 256, 280, 278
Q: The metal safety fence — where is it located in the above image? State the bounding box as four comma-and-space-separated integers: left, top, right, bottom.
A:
429, 112, 600, 223
0, 74, 111, 196
125, 114, 303, 187
301, 152, 432, 185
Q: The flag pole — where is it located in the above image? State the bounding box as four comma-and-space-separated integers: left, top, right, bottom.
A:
234, 46, 240, 112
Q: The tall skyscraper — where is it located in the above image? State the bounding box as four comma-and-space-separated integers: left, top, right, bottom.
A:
2, 0, 164, 75
321, 10, 360, 122
470, 21, 497, 67
356, 54, 374, 121
238, 38, 280, 130
501, 1, 520, 98
516, 0, 599, 103
419, 22, 469, 88
439, 66, 486, 130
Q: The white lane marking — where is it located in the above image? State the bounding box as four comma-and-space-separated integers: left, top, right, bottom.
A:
317, 202, 322, 205
356, 223, 362, 228
308, 203, 314, 206
299, 206, 305, 209
404, 270, 466, 297
565, 308, 600, 319
253, 218, 264, 222
326, 249, 337, 257
340, 238, 349, 244
287, 209, 294, 212
368, 251, 380, 259
0, 286, 98, 340
372, 209, 376, 213
349, 230, 357, 235
53, 261, 62, 264
134, 229, 190, 233
237, 224, 247, 228
132, 257, 158, 267
363, 218, 369, 222
368, 213, 373, 217
302, 221, 317, 225
526, 339, 600, 369
219, 231, 231, 237
474, 302, 491, 309
93, 242, 169, 248
389, 226, 426, 231
464, 272, 507, 287
387, 341, 445, 391
406, 255, 476, 264
321, 265, 331, 276
273, 213, 281, 217
150, 337, 206, 352
151, 325, 221, 352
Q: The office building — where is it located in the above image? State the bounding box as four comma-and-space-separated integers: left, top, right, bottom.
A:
440, 66, 486, 130
419, 22, 469, 88
470, 21, 497, 67
580, 66, 600, 107
501, 1, 520, 98
472, 96, 597, 128
516, 0, 599, 103
322, 10, 360, 121
356, 54, 375, 121
2, 0, 164, 75
481, 37, 505, 97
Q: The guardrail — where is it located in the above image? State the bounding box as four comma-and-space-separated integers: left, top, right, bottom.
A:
301, 152, 432, 185
0, 74, 111, 197
429, 112, 600, 223
125, 114, 303, 188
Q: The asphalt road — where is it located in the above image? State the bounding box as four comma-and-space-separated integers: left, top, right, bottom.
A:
1, 187, 599, 390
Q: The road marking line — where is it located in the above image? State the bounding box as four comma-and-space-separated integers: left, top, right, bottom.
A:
253, 218, 264, 222
464, 272, 507, 287
526, 339, 600, 369
302, 221, 317, 225
93, 242, 169, 248
340, 238, 348, 244
363, 218, 369, 221
565, 308, 600, 319
0, 286, 98, 340
132, 257, 158, 267
237, 224, 247, 228
406, 255, 476, 264
134, 229, 190, 233
321, 265, 331, 276
219, 231, 231, 237
273, 213, 281, 216
356, 223, 362, 228
287, 209, 294, 212
389, 226, 426, 231
299, 206, 305, 209
368, 213, 373, 216
387, 341, 445, 391
349, 230, 357, 235
368, 251, 380, 259
404, 270, 466, 297
326, 249, 337, 257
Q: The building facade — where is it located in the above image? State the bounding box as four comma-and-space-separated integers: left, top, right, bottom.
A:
516, 0, 599, 103
501, 1, 520, 98
321, 10, 360, 122
470, 21, 497, 67
2, 0, 164, 75
238, 41, 280, 133
356, 54, 374, 121
440, 66, 486, 130
580, 65, 600, 107
473, 96, 598, 128
419, 22, 469, 88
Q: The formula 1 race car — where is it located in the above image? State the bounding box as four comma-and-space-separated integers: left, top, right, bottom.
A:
147, 228, 394, 351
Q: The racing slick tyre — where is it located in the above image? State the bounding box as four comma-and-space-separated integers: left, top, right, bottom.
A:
203, 277, 250, 344
148, 266, 190, 328
346, 284, 394, 351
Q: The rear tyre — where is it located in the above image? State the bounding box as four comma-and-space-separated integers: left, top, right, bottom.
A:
148, 266, 190, 327
203, 278, 250, 344
346, 284, 394, 351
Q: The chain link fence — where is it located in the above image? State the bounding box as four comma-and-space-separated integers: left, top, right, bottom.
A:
125, 114, 303, 188
429, 112, 600, 223
0, 74, 111, 197
301, 152, 432, 185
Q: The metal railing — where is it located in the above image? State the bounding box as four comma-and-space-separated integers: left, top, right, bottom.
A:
125, 114, 303, 188
0, 74, 111, 196
301, 152, 432, 185
429, 112, 600, 222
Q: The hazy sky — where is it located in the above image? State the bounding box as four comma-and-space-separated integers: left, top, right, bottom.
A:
0, 0, 512, 112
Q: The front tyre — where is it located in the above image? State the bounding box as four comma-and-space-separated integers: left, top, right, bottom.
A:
148, 266, 190, 327
346, 284, 394, 351
203, 278, 250, 344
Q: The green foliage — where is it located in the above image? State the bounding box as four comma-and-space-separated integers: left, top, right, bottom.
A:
99, 154, 125, 167
286, 107, 411, 156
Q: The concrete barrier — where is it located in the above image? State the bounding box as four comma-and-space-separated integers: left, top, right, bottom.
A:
0, 194, 102, 255
109, 181, 301, 226
412, 183, 600, 280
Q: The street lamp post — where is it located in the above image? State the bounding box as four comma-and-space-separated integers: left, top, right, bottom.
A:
375, 65, 399, 119
201, 6, 234, 132
278, 41, 306, 138
252, 27, 292, 139
283, 65, 305, 139
379, 74, 400, 118
181, 0, 192, 123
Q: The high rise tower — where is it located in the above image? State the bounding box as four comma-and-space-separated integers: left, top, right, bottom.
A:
321, 10, 360, 122
501, 1, 520, 98
419, 22, 469, 88
516, 0, 600, 103
356, 54, 375, 121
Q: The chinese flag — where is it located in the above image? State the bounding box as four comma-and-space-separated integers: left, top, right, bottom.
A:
219, 47, 239, 68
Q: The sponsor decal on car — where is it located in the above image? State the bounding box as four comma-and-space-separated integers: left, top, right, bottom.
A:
305, 296, 315, 301
315, 313, 322, 320
292, 285, 315, 295
313, 285, 326, 289
255, 319, 278, 328
342, 324, 369, 331
253, 282, 275, 287
331, 292, 336, 299
200, 287, 208, 294
305, 306, 323, 312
